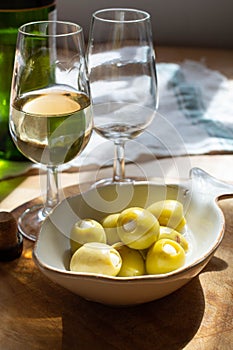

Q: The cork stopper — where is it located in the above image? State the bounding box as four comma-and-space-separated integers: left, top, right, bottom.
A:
0, 212, 23, 261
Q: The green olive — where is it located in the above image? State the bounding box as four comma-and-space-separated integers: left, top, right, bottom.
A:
70, 219, 106, 254
146, 238, 186, 274
70, 242, 122, 276
117, 207, 160, 250
102, 213, 120, 245
147, 200, 186, 232
159, 226, 189, 252
115, 244, 146, 277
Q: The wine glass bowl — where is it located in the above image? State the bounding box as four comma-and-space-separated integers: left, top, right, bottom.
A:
87, 8, 158, 184
9, 21, 93, 241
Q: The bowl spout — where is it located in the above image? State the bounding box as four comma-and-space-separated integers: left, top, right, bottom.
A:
190, 167, 233, 199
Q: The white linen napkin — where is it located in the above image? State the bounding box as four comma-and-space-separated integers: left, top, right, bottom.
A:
1, 60, 232, 180
75, 59, 233, 168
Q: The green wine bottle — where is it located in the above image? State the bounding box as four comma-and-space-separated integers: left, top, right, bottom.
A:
0, 1, 56, 161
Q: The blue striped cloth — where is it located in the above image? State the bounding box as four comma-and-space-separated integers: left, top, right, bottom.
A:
2, 60, 231, 180
161, 60, 233, 152
76, 60, 233, 168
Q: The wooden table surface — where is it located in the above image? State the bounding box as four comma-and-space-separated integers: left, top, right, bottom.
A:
0, 47, 233, 350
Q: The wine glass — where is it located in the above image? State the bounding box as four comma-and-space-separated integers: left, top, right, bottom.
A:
86, 8, 158, 185
9, 21, 93, 241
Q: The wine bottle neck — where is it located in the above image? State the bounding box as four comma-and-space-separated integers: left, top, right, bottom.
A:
0, 1, 56, 11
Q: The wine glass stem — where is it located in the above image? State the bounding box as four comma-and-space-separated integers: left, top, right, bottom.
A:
42, 165, 59, 217
113, 141, 125, 182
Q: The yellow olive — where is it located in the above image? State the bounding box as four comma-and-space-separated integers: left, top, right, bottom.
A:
102, 213, 120, 245
115, 244, 146, 277
146, 238, 186, 274
159, 226, 189, 252
147, 200, 186, 232
117, 207, 160, 250
70, 219, 106, 254
70, 242, 122, 276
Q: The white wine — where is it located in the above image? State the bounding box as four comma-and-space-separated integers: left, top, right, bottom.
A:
10, 88, 92, 165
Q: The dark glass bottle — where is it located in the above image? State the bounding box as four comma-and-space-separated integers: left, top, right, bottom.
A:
0, 1, 56, 161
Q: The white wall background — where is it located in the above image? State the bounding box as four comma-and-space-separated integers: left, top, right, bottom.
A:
57, 0, 233, 48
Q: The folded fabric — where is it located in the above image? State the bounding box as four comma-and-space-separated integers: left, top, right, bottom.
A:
75, 59, 233, 168
1, 60, 232, 180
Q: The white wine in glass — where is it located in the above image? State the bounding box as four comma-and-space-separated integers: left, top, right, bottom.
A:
10, 21, 93, 241
87, 8, 158, 184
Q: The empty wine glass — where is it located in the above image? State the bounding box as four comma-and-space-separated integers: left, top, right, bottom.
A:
9, 21, 93, 241
87, 8, 158, 185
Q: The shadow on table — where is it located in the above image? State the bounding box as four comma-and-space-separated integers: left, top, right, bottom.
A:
61, 254, 228, 350
61, 277, 202, 350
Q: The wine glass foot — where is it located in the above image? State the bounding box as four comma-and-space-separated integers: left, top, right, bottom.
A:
18, 204, 46, 242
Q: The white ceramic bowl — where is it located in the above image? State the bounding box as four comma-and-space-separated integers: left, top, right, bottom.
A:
33, 168, 233, 306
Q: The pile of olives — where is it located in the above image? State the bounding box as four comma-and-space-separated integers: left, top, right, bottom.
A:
69, 200, 189, 277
